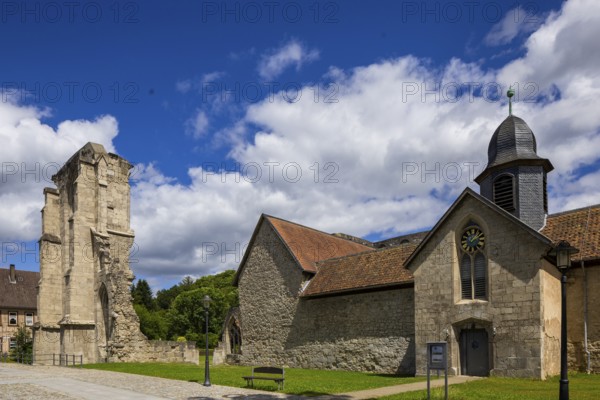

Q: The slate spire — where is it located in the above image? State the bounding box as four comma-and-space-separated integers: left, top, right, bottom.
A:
475, 90, 554, 230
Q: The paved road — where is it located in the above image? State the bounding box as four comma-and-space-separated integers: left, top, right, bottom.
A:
0, 363, 292, 400
0, 363, 482, 400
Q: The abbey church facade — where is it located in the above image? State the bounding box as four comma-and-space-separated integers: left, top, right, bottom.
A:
231, 113, 600, 378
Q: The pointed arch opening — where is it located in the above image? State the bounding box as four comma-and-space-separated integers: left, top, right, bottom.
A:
97, 283, 111, 358
228, 318, 242, 355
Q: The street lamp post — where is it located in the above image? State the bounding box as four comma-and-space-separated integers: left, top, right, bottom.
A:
203, 294, 212, 387
549, 241, 579, 400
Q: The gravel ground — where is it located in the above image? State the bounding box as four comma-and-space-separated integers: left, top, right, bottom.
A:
0, 363, 304, 400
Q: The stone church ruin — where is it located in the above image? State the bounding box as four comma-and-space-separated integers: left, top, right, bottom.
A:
33, 143, 198, 365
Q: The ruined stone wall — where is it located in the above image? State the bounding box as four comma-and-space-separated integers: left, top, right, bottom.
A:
567, 264, 600, 372
34, 143, 198, 366
34, 188, 63, 358
408, 195, 550, 378
238, 220, 414, 374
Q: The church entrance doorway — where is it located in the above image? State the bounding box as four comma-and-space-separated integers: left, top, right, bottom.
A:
460, 329, 489, 376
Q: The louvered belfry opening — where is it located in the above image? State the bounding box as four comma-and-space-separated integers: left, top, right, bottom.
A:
493, 175, 515, 212
460, 254, 472, 299
543, 173, 548, 213
474, 253, 486, 300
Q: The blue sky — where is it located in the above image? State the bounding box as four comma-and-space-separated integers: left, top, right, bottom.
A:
2, 0, 599, 291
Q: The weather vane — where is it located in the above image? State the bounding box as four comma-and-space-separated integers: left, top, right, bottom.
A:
507, 86, 515, 116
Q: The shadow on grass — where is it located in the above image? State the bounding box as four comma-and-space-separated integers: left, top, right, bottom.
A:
370, 373, 422, 379
187, 395, 355, 399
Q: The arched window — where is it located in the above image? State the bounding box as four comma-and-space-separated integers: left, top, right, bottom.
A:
459, 224, 488, 300
493, 175, 515, 212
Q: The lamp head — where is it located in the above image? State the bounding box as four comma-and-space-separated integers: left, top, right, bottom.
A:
549, 240, 579, 269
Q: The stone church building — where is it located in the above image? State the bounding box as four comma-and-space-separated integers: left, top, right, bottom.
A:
230, 112, 600, 378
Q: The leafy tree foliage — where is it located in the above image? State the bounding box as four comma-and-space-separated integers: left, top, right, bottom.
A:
9, 325, 33, 363
132, 270, 238, 348
131, 279, 155, 310
134, 304, 168, 340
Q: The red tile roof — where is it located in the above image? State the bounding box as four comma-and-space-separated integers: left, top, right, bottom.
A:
240, 200, 600, 295
542, 205, 600, 262
266, 215, 373, 273
302, 243, 417, 297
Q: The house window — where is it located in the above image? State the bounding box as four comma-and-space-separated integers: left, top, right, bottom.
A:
459, 225, 488, 300
9, 338, 16, 350
493, 174, 515, 212
8, 312, 17, 326
25, 313, 34, 326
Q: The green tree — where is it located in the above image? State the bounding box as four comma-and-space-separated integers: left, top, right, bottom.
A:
134, 304, 169, 340
167, 287, 227, 348
180, 275, 195, 289
135, 270, 238, 348
132, 279, 155, 310
156, 285, 185, 310
9, 325, 33, 363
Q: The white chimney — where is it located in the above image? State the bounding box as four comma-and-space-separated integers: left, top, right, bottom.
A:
9, 264, 16, 283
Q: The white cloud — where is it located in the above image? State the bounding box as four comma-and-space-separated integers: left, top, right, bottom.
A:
128, 0, 600, 286
175, 71, 225, 95
0, 97, 118, 240
185, 109, 209, 138
175, 79, 192, 94
485, 6, 544, 46
201, 71, 225, 83
257, 39, 319, 80
3, 0, 598, 289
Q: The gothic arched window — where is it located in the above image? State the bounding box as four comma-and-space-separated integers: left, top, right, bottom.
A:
229, 320, 242, 355
459, 224, 488, 300
493, 174, 515, 212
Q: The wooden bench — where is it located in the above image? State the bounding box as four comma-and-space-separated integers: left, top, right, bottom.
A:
242, 366, 285, 390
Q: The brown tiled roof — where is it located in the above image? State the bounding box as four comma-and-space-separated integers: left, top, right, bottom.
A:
0, 267, 39, 310
302, 243, 417, 297
374, 230, 429, 248
542, 204, 600, 262
266, 216, 373, 273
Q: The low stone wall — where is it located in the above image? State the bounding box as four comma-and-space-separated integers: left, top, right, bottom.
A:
140, 341, 199, 365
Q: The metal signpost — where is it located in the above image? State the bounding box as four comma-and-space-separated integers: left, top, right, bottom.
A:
427, 341, 448, 400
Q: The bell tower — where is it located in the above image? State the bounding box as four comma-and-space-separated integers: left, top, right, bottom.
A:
475, 89, 554, 231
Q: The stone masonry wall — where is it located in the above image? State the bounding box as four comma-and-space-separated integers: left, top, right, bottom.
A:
408, 195, 549, 378
567, 265, 600, 372
540, 261, 561, 377
288, 290, 415, 374
238, 219, 414, 374
34, 143, 198, 366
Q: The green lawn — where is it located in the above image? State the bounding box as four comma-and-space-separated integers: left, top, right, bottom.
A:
380, 374, 600, 400
84, 361, 423, 396
83, 362, 600, 398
